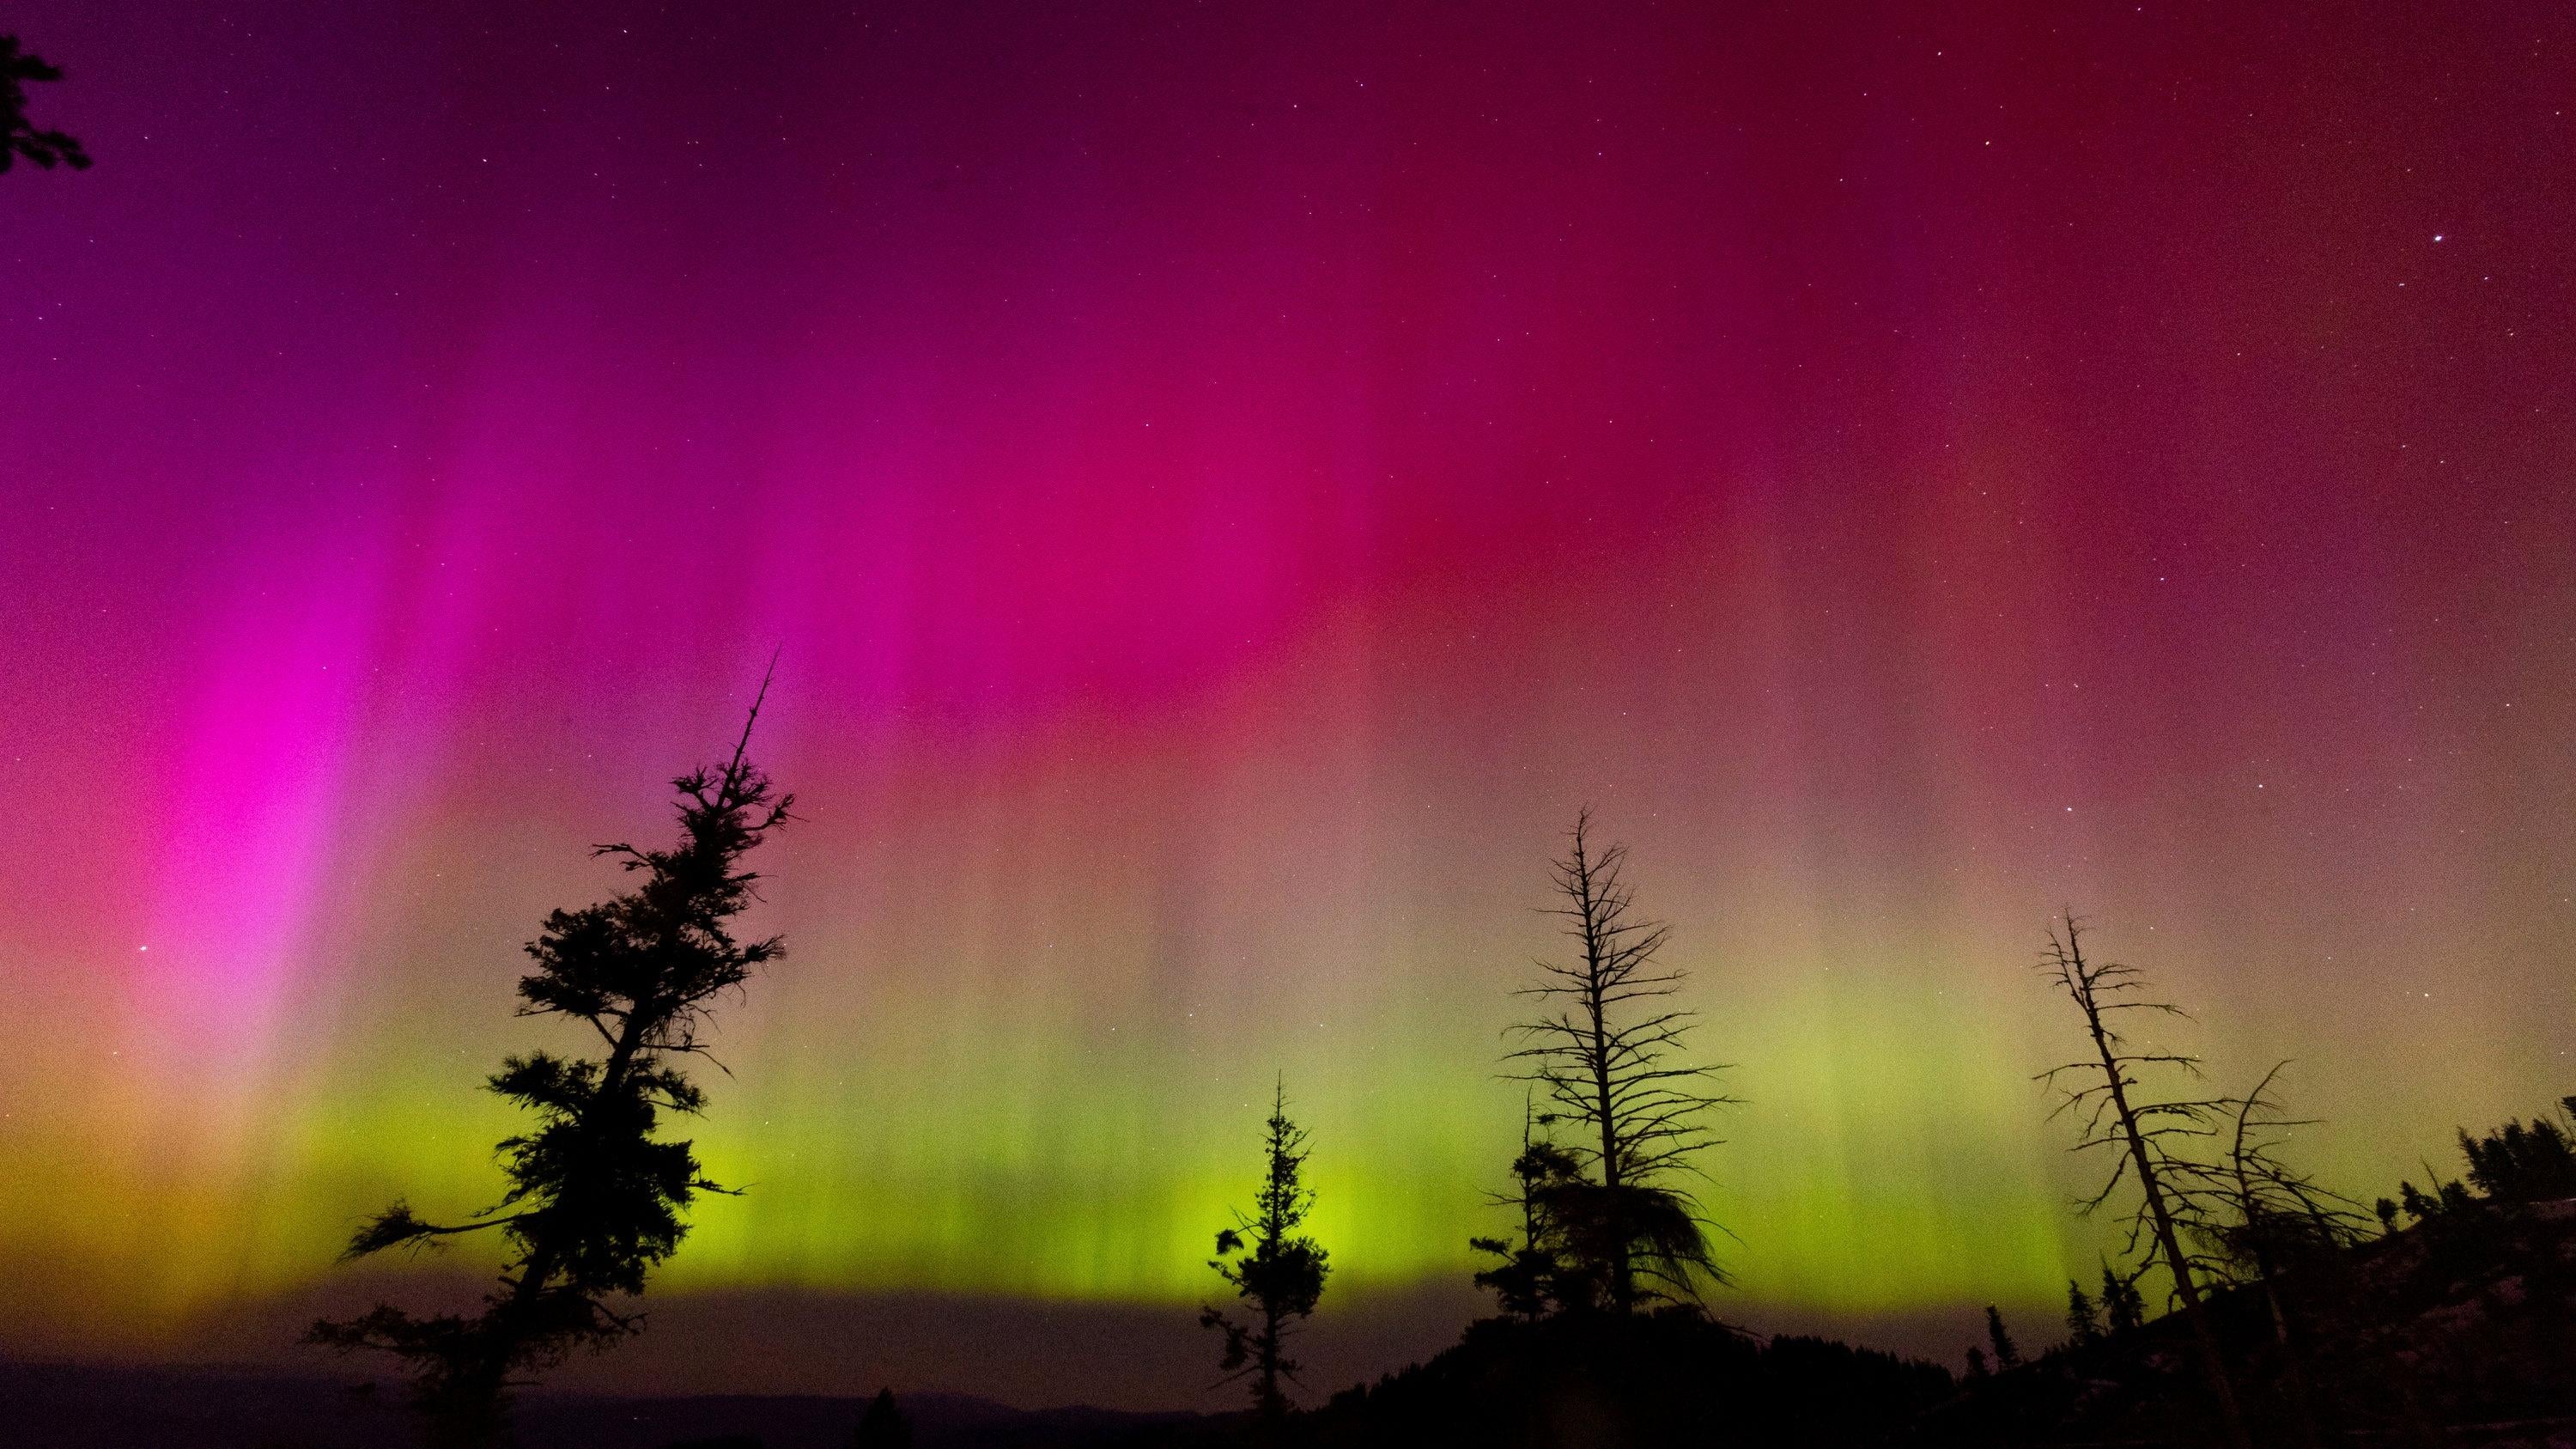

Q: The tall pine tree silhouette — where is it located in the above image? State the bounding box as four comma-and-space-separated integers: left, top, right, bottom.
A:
1201, 1080, 1330, 1419
309, 684, 793, 1446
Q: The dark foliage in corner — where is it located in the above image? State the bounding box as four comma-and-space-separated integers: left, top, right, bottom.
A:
2, 35, 89, 172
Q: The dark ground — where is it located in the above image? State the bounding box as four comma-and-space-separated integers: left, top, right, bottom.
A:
0, 1361, 1200, 1449
11, 1196, 2573, 1448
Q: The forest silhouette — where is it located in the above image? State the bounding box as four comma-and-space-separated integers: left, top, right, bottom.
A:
276, 707, 2576, 1449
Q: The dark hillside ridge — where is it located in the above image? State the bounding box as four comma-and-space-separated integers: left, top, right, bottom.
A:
1921, 1196, 2576, 1446
0, 1362, 1198, 1449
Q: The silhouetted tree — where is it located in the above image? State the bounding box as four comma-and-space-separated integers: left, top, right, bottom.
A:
1470, 1097, 1586, 1317
1504, 811, 1735, 1311
1963, 1345, 1990, 1381
2178, 1064, 2365, 1304
2174, 1067, 2363, 1449
2, 35, 88, 172
2099, 1262, 2144, 1335
1983, 1306, 2021, 1370
849, 1388, 912, 1449
2458, 1098, 2576, 1202
2033, 914, 2249, 1449
1202, 1080, 1330, 1419
308, 687, 793, 1446
2379, 1095, 2574, 1269
2063, 1280, 2100, 1348
2433, 1177, 2472, 1215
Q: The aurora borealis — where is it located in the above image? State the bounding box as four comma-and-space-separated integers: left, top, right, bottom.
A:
4, 0, 2573, 1409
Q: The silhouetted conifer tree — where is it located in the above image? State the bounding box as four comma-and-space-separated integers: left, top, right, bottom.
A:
1963, 1345, 1990, 1381
1983, 1306, 2021, 1370
2384, 1096, 2576, 1230
2, 35, 88, 172
2458, 1098, 2576, 1202
1470, 1096, 1586, 1317
2064, 1280, 2100, 1348
1201, 1080, 1330, 1419
308, 687, 792, 1446
849, 1388, 912, 1449
1503, 811, 1735, 1311
2034, 914, 2249, 1449
2100, 1262, 2144, 1335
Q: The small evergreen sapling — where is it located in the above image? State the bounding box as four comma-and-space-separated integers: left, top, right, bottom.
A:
2100, 1263, 2145, 1336
2064, 1280, 2100, 1348
1470, 1099, 1587, 1317
1984, 1305, 2021, 1370
849, 1388, 912, 1449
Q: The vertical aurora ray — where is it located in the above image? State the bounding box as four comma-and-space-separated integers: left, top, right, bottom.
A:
3, 0, 2573, 1399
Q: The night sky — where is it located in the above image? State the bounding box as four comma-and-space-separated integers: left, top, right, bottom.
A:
3, 0, 2572, 1409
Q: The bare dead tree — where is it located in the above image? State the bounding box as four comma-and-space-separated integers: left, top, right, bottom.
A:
2193, 1064, 2367, 1282
2173, 1062, 2369, 1449
1505, 810, 1735, 1310
2034, 912, 2251, 1449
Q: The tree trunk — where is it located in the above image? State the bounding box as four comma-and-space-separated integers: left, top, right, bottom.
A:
2259, 1269, 2323, 1449
453, 1012, 651, 1446
1575, 851, 1632, 1310
1589, 986, 1631, 1308
2084, 1007, 2251, 1449
1260, 1299, 1284, 1419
